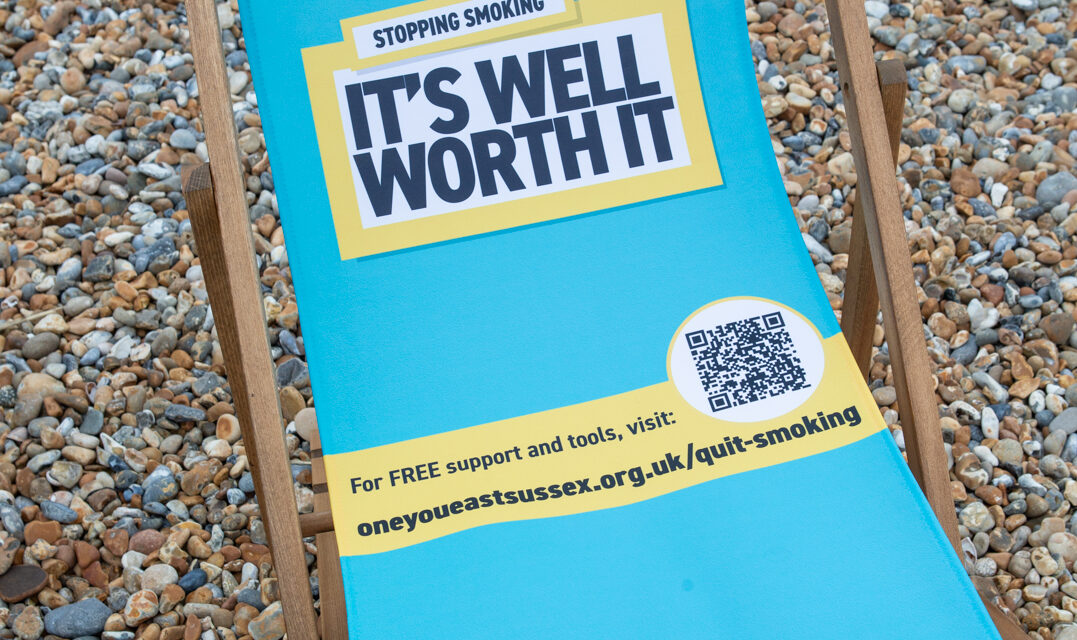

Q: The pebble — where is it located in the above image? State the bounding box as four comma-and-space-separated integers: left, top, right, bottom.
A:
295, 407, 317, 442
122, 589, 158, 625
872, 386, 897, 406
21, 333, 59, 360
178, 567, 208, 593
217, 413, 243, 443
164, 404, 206, 422
961, 502, 996, 533
982, 408, 1000, 439
1053, 408, 1077, 434
43, 599, 111, 638
168, 129, 198, 150
142, 466, 178, 504
1049, 532, 1077, 565
1037, 172, 1077, 204
141, 564, 179, 594
249, 601, 286, 640
39, 501, 77, 523
12, 605, 43, 640
0, 565, 47, 602
992, 440, 1025, 466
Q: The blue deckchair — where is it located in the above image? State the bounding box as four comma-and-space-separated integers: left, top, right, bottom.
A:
182, 0, 1025, 637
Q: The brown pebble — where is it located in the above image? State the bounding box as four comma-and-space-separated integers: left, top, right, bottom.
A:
159, 583, 184, 613
975, 485, 1004, 506
59, 67, 85, 94
0, 565, 48, 602
181, 461, 218, 496
170, 349, 194, 370
239, 543, 270, 564
115, 280, 137, 302
83, 560, 108, 589
42, 0, 75, 35
101, 525, 129, 555
12, 604, 44, 639
24, 521, 61, 545
38, 588, 68, 609
988, 552, 1012, 571
184, 613, 201, 640
13, 40, 48, 67
130, 529, 166, 555
278, 386, 305, 421
951, 166, 982, 197
1040, 313, 1075, 345
186, 585, 214, 604
53, 544, 74, 572
1039, 249, 1062, 265
156, 146, 181, 166
216, 414, 242, 444
73, 540, 99, 568
234, 603, 258, 635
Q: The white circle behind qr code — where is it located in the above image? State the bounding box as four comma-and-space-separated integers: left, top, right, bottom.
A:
668, 298, 825, 423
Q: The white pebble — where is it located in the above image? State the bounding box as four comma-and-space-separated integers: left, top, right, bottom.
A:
981, 407, 1000, 439
990, 182, 1008, 207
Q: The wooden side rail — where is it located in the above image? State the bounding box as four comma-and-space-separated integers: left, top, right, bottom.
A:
185, 159, 345, 635
826, 1, 1029, 637
825, 0, 954, 550
185, 0, 320, 637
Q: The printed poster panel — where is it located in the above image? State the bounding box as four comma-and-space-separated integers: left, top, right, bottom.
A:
303, 0, 720, 259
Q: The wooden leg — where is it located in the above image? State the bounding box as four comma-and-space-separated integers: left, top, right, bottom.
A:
183, 164, 320, 640
185, 0, 321, 633
840, 59, 906, 377
310, 427, 350, 639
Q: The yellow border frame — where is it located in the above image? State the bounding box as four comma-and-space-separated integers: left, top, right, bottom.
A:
303, 0, 722, 260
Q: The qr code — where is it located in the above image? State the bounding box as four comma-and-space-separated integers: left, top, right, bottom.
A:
684, 311, 810, 412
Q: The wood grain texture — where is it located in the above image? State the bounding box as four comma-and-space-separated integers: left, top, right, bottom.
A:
824, 3, 1029, 638
310, 427, 349, 639
182, 164, 319, 639
184, 0, 320, 635
840, 59, 906, 377
987, 598, 1033, 640
299, 510, 335, 538
824, 0, 955, 547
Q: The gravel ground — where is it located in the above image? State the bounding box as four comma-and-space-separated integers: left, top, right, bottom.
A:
0, 0, 1070, 638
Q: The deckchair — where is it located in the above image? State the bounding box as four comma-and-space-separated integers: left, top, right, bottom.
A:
182, 0, 1029, 637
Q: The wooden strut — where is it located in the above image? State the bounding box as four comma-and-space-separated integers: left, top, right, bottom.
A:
826, 0, 1029, 638
840, 59, 906, 376
183, 0, 1029, 636
308, 430, 349, 639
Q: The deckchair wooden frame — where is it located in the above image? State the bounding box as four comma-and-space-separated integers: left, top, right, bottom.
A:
181, 0, 1029, 638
